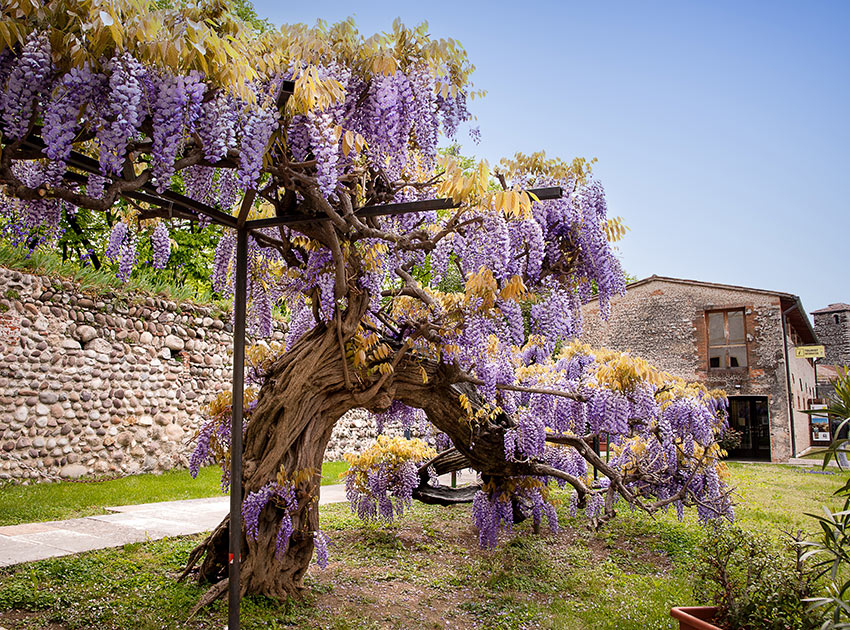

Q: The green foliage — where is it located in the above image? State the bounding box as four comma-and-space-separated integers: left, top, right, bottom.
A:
0, 239, 222, 306
56, 204, 114, 269
154, 0, 271, 31
438, 143, 477, 172
717, 426, 744, 453
229, 0, 273, 32
132, 220, 224, 299
694, 522, 819, 630
801, 488, 850, 628
799, 368, 850, 628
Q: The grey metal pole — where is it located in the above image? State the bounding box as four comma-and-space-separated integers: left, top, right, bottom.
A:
781, 304, 798, 458
228, 227, 249, 630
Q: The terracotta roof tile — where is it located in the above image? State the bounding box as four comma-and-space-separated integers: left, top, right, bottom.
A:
812, 303, 850, 314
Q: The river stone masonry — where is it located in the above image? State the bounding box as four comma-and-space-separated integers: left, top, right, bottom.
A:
0, 267, 390, 483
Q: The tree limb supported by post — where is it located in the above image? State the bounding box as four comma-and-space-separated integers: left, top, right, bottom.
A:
0, 4, 734, 607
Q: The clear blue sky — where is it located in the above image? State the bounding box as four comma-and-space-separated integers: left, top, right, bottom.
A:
254, 0, 849, 316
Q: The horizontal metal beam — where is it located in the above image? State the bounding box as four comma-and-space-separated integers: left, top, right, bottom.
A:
244, 186, 564, 229
10, 118, 563, 235
16, 135, 239, 229
60, 148, 239, 229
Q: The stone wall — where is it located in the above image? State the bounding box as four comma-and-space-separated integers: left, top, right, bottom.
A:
0, 267, 391, 482
323, 409, 422, 462
813, 307, 850, 367
580, 277, 816, 461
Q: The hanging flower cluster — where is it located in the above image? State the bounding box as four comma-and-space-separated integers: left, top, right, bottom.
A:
343, 435, 437, 523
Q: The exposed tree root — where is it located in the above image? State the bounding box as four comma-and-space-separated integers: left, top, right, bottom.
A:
188, 578, 228, 618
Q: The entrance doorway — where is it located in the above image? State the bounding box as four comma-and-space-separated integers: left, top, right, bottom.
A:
726, 396, 771, 460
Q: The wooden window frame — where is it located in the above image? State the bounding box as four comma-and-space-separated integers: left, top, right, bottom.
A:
706, 309, 749, 371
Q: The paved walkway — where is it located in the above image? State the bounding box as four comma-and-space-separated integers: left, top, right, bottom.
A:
0, 471, 478, 568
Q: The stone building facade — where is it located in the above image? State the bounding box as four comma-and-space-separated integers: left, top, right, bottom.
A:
0, 267, 398, 482
812, 303, 850, 400
581, 275, 818, 462
813, 303, 850, 366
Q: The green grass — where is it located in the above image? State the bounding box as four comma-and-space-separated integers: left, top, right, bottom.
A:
0, 462, 349, 526
0, 461, 845, 629
321, 460, 350, 487
727, 462, 842, 535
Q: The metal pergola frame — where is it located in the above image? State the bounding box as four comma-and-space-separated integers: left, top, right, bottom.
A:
7, 85, 563, 628
224, 185, 562, 630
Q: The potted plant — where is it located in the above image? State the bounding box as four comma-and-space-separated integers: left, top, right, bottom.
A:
717, 427, 743, 455
671, 523, 818, 630
670, 605, 724, 630
673, 369, 850, 630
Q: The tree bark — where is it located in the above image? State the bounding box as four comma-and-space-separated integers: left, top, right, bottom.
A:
185, 309, 534, 602
188, 319, 367, 599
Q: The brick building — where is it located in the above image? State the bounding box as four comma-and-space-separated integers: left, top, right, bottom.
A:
581, 275, 818, 462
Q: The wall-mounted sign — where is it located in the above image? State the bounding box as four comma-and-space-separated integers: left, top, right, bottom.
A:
811, 403, 831, 442
795, 345, 826, 358
811, 403, 829, 421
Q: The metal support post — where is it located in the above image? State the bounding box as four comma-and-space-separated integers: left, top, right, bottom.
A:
605, 433, 609, 464
228, 227, 249, 630
592, 436, 600, 480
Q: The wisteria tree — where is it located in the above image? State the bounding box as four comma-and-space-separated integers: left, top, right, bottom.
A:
0, 0, 733, 605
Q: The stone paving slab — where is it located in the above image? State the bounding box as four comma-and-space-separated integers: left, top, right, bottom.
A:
87, 513, 213, 538
0, 534, 72, 565
0, 523, 57, 536
46, 516, 153, 545
788, 457, 843, 468
0, 471, 480, 569
104, 496, 226, 514
15, 529, 108, 554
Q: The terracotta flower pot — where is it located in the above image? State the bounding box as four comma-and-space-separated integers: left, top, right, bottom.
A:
670, 606, 723, 630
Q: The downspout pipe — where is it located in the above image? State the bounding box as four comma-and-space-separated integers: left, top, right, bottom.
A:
781, 303, 798, 458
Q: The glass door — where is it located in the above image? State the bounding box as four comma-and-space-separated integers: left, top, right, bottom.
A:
726, 396, 771, 460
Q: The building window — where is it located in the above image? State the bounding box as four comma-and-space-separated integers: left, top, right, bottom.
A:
707, 310, 747, 369
835, 314, 841, 325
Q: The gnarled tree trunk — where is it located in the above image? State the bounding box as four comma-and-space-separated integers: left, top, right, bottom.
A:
183, 303, 526, 602
184, 297, 371, 598
188, 324, 355, 599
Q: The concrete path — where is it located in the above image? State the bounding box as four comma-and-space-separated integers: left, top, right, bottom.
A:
788, 457, 845, 468
0, 470, 478, 568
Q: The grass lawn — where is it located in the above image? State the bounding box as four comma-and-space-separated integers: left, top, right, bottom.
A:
0, 461, 846, 629
0, 462, 349, 526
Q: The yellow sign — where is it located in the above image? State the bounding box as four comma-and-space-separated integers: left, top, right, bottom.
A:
795, 345, 825, 358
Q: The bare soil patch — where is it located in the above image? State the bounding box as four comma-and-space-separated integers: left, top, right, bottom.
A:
0, 609, 68, 630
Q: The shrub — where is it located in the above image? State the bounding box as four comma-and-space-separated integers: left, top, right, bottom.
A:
694, 523, 819, 629
799, 367, 850, 628
718, 427, 743, 453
